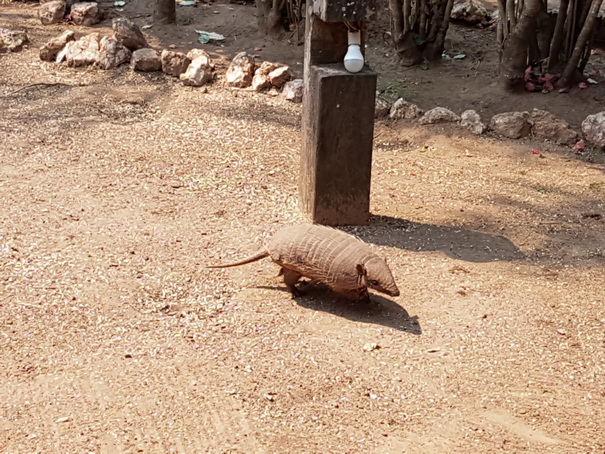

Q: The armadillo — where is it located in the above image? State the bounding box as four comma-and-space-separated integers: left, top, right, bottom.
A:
207, 224, 400, 300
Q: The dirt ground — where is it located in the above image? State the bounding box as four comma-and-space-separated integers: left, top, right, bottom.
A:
1, 2, 605, 453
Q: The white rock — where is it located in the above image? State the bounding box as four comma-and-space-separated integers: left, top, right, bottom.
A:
112, 17, 148, 50
131, 48, 161, 72
65, 33, 101, 67
226, 51, 255, 88
38, 0, 66, 25
419, 107, 460, 125
161, 50, 191, 77
0, 28, 29, 53
186, 49, 214, 70
97, 36, 131, 70
489, 111, 531, 139
40, 30, 75, 61
375, 96, 391, 118
529, 109, 577, 144
282, 79, 303, 103
251, 61, 281, 91
451, 0, 490, 24
70, 2, 102, 26
581, 111, 605, 148
389, 98, 424, 119
460, 109, 485, 135
268, 66, 293, 88
180, 56, 213, 87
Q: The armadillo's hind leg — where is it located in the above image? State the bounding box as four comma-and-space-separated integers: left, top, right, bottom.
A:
281, 268, 302, 298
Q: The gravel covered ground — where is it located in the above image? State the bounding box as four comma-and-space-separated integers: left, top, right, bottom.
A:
2, 6, 605, 453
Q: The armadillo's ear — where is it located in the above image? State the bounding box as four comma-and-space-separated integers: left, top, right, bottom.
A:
356, 264, 367, 276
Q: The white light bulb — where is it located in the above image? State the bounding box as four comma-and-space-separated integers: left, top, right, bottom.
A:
343, 30, 364, 73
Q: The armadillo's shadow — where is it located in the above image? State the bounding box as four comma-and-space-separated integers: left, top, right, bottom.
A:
256, 283, 422, 335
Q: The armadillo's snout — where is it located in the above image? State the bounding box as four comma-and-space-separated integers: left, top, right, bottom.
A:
389, 288, 400, 297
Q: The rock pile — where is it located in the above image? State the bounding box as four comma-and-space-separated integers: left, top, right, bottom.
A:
379, 97, 604, 149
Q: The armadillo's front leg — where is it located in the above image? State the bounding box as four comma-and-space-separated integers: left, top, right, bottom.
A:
281, 268, 302, 298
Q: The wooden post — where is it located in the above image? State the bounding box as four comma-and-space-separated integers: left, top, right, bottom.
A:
300, 0, 378, 226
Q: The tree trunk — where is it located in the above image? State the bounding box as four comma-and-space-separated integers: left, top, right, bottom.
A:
498, 0, 542, 90
153, 0, 175, 24
547, 0, 569, 71
558, 0, 604, 87
425, 0, 454, 60
389, 0, 405, 41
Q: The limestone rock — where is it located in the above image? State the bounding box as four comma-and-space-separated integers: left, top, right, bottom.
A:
419, 107, 460, 125
161, 50, 191, 76
581, 111, 605, 148
489, 111, 531, 139
40, 30, 75, 61
375, 96, 391, 119
97, 36, 131, 70
180, 55, 213, 86
56, 40, 73, 63
186, 49, 214, 69
38, 0, 66, 25
112, 17, 148, 51
460, 109, 485, 135
268, 66, 293, 88
70, 2, 102, 26
450, 0, 490, 24
251, 61, 281, 91
0, 28, 29, 53
131, 48, 161, 72
65, 32, 101, 67
226, 52, 255, 88
389, 98, 424, 119
529, 109, 578, 144
282, 79, 303, 103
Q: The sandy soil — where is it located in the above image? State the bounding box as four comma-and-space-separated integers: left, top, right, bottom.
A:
1, 2, 605, 453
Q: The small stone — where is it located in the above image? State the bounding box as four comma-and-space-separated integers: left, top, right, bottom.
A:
529, 108, 578, 144
489, 111, 531, 139
282, 79, 303, 103
581, 111, 605, 148
389, 98, 424, 119
363, 343, 380, 352
226, 51, 255, 88
186, 48, 214, 69
70, 2, 102, 26
251, 61, 281, 91
268, 66, 293, 88
0, 28, 29, 53
161, 49, 191, 77
460, 109, 485, 134
55, 417, 70, 423
112, 17, 148, 50
131, 48, 161, 72
375, 96, 391, 118
97, 36, 131, 70
40, 30, 75, 61
419, 107, 460, 125
65, 33, 101, 67
180, 55, 213, 86
38, 0, 66, 25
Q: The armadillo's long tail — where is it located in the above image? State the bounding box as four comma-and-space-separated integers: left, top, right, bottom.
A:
206, 250, 270, 269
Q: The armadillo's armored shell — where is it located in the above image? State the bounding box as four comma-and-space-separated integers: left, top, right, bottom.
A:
267, 224, 399, 297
